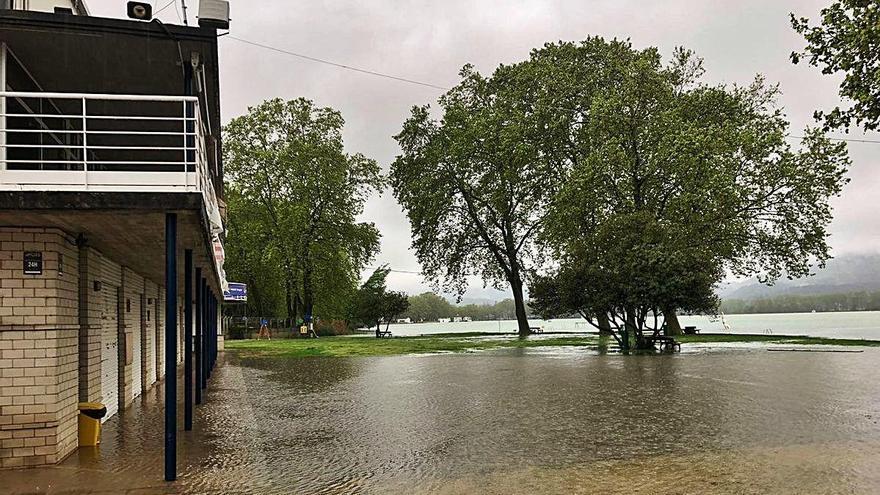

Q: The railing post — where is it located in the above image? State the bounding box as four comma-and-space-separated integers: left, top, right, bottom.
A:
0, 45, 7, 179
82, 96, 88, 187
183, 63, 193, 189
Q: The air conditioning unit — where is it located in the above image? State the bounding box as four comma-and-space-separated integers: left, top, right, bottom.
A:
198, 0, 230, 30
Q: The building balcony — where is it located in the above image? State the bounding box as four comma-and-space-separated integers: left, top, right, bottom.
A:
0, 90, 223, 234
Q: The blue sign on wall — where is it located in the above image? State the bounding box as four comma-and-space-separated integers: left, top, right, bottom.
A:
224, 282, 247, 302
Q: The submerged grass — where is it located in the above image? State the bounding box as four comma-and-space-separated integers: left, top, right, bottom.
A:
225, 332, 880, 359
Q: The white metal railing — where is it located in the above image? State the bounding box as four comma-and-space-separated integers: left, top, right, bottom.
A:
0, 90, 223, 234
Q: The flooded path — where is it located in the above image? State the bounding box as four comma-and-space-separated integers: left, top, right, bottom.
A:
5, 345, 880, 494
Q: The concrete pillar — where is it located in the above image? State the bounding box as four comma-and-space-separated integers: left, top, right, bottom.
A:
0, 227, 81, 467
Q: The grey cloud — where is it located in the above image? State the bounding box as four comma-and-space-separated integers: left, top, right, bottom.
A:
89, 0, 880, 294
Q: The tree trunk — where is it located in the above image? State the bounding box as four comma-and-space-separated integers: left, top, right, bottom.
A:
510, 274, 530, 338
375, 323, 381, 339
284, 277, 294, 320
623, 310, 637, 352
663, 308, 682, 336
597, 313, 613, 336
302, 255, 314, 325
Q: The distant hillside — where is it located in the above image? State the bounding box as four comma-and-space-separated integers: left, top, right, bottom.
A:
719, 253, 880, 300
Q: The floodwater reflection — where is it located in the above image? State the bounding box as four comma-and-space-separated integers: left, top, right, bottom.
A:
5, 346, 880, 494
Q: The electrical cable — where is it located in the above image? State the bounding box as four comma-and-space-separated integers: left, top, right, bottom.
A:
224, 35, 451, 91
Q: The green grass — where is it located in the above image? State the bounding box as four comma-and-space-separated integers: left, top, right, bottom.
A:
225, 334, 599, 358
224, 332, 880, 359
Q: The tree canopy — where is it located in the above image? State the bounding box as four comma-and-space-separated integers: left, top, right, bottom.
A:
223, 98, 384, 323
791, 0, 880, 131
391, 62, 567, 337
522, 38, 849, 348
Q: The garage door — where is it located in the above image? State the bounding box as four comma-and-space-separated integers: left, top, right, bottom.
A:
101, 285, 119, 421
147, 298, 157, 385
131, 294, 143, 399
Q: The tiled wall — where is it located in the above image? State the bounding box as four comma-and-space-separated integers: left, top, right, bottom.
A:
0, 227, 177, 468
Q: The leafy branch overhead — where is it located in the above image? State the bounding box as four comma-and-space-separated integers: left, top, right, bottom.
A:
791, 0, 880, 130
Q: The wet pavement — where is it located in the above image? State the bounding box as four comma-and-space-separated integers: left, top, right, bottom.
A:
4, 345, 880, 494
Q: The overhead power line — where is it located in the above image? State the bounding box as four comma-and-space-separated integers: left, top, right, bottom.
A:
788, 134, 880, 144
153, 0, 176, 16
388, 269, 423, 275
224, 36, 880, 145
225, 35, 451, 91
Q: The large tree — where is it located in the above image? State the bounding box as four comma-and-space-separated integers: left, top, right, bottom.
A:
530, 38, 849, 341
791, 0, 880, 130
391, 64, 566, 337
224, 98, 384, 323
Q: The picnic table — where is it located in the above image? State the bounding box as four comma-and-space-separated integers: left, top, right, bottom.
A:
644, 335, 681, 352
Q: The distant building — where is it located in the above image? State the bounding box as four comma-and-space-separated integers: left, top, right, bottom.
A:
438, 317, 451, 323
396, 317, 411, 324
0, 5, 226, 469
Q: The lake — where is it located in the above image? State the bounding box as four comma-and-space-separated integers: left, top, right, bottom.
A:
387, 310, 880, 340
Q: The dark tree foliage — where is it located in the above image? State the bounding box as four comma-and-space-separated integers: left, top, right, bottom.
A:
528, 38, 849, 348
531, 213, 720, 350
224, 98, 384, 322
350, 266, 410, 337
791, 0, 880, 131
391, 64, 566, 337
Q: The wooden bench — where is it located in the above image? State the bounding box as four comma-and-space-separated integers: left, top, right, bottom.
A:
377, 329, 393, 338
683, 326, 699, 335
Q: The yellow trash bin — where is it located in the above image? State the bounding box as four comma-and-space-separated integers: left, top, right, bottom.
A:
78, 402, 107, 447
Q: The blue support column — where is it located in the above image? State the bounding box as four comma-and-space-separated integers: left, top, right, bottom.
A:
207, 295, 214, 379
213, 295, 218, 369
183, 250, 193, 431
194, 271, 203, 405
164, 213, 177, 482
213, 295, 218, 370
211, 295, 216, 373
201, 278, 208, 391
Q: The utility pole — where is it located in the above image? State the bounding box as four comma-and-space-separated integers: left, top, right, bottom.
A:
181, 0, 189, 26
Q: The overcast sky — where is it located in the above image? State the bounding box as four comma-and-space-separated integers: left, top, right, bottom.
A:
91, 0, 880, 299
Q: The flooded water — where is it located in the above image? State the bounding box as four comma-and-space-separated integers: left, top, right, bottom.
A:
388, 310, 880, 339
6, 345, 880, 494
